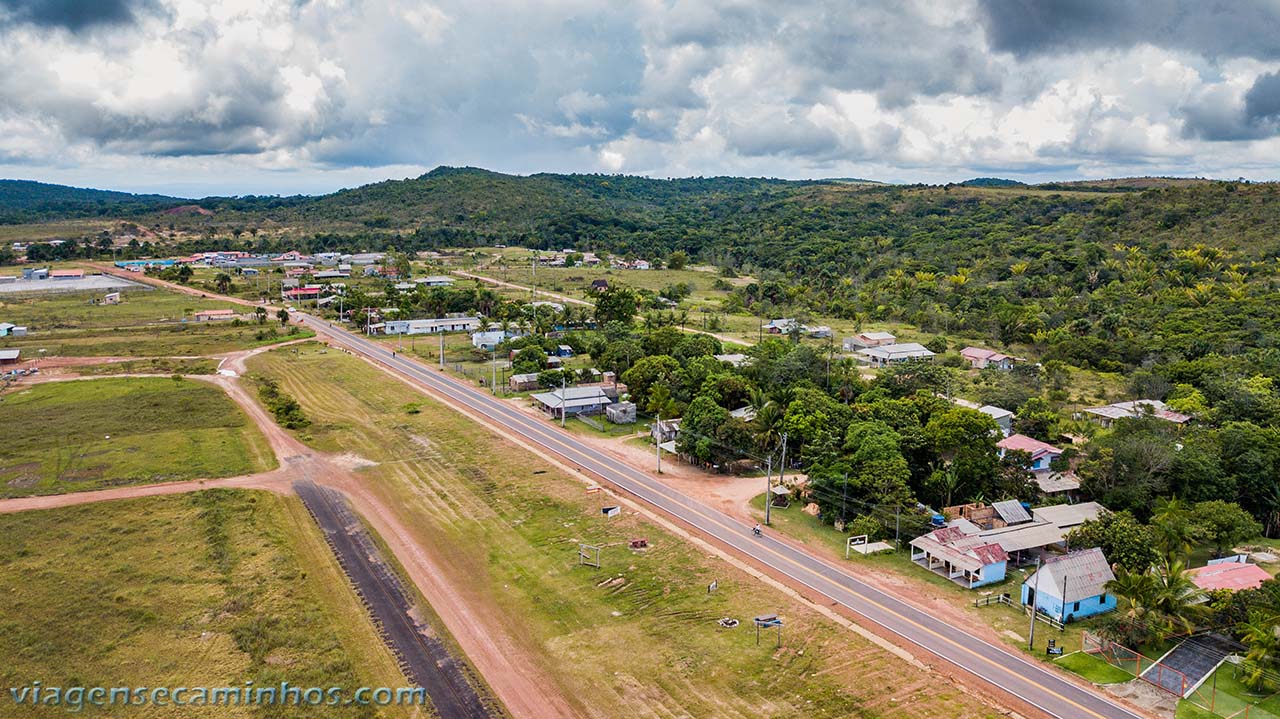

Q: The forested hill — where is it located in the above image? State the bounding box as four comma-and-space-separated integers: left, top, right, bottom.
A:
0, 179, 182, 223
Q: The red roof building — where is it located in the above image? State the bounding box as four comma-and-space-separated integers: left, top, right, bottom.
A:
1187, 562, 1272, 592
997, 433, 1063, 471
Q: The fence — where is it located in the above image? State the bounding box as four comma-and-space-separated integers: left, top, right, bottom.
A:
973, 594, 1065, 630
1082, 632, 1189, 696
1182, 661, 1280, 719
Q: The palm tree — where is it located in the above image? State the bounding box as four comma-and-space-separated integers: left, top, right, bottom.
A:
1148, 558, 1206, 641
1151, 497, 1198, 560
1238, 614, 1280, 692
753, 401, 785, 455
214, 272, 232, 293
1105, 564, 1158, 646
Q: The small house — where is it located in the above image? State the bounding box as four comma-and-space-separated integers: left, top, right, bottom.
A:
961, 346, 1021, 370
556, 345, 574, 358
764, 318, 798, 334
842, 331, 896, 351
909, 526, 1008, 588
531, 386, 612, 418
0, 348, 20, 365
651, 418, 681, 443
1082, 400, 1191, 427
856, 343, 935, 367
997, 433, 1062, 471
590, 279, 609, 291
606, 401, 637, 424
417, 275, 455, 287
979, 405, 1014, 436
807, 325, 833, 339
714, 353, 750, 368
1031, 470, 1081, 498
472, 327, 525, 351
509, 373, 541, 392
1021, 548, 1117, 623
103, 292, 121, 304
0, 322, 27, 337
1187, 558, 1271, 593
49, 269, 84, 280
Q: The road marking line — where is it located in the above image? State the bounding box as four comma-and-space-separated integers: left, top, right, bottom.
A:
307, 317, 1140, 719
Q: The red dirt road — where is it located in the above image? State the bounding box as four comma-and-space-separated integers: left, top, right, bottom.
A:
0, 360, 582, 719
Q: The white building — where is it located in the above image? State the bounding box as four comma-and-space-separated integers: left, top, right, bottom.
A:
857, 343, 935, 367
384, 317, 482, 335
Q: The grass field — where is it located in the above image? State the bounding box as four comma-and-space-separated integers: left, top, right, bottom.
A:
1054, 652, 1134, 684
0, 490, 410, 718
1180, 665, 1280, 719
0, 323, 312, 357
0, 285, 240, 330
248, 343, 1001, 719
0, 377, 275, 497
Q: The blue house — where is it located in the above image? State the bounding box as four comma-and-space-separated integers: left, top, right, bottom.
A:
1021, 547, 1117, 623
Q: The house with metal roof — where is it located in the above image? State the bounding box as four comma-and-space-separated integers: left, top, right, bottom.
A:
384, 316, 482, 335
980, 405, 1014, 436
1021, 548, 1117, 623
842, 331, 896, 351
856, 342, 935, 367
1083, 399, 1192, 427
960, 346, 1022, 370
1031, 501, 1104, 530
997, 433, 1062, 471
531, 386, 612, 418
1031, 469, 1081, 497
1187, 559, 1272, 593
909, 526, 1009, 588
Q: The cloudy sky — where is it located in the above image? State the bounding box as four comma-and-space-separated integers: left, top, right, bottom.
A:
2, 0, 1280, 196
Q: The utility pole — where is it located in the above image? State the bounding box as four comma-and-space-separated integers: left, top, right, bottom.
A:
439, 332, 444, 369
1028, 554, 1042, 651
655, 409, 662, 474
894, 507, 901, 551
841, 471, 848, 524
491, 350, 497, 395
560, 372, 566, 428
778, 432, 788, 489
764, 455, 773, 526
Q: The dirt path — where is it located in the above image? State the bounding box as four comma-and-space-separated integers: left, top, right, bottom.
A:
0, 473, 292, 514
85, 262, 266, 308
0, 365, 576, 719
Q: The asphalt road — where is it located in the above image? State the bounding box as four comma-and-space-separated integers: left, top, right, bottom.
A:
299, 314, 1144, 719
294, 480, 497, 719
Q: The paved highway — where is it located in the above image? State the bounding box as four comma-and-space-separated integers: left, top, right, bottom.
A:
299, 313, 1144, 719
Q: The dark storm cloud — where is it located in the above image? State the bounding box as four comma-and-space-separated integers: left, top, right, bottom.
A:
1181, 72, 1280, 141
977, 0, 1280, 60
0, 0, 151, 31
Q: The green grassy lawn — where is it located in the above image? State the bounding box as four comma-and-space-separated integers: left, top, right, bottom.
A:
0, 286, 239, 330
1179, 664, 1280, 719
0, 323, 312, 357
76, 357, 220, 376
1054, 652, 1134, 684
0, 490, 408, 718
247, 342, 1002, 719
0, 377, 276, 498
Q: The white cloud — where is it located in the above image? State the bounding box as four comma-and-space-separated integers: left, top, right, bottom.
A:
1, 0, 1280, 193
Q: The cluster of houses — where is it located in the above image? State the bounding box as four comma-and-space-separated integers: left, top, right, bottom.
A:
765, 318, 833, 338
533, 250, 602, 267
0, 322, 28, 337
